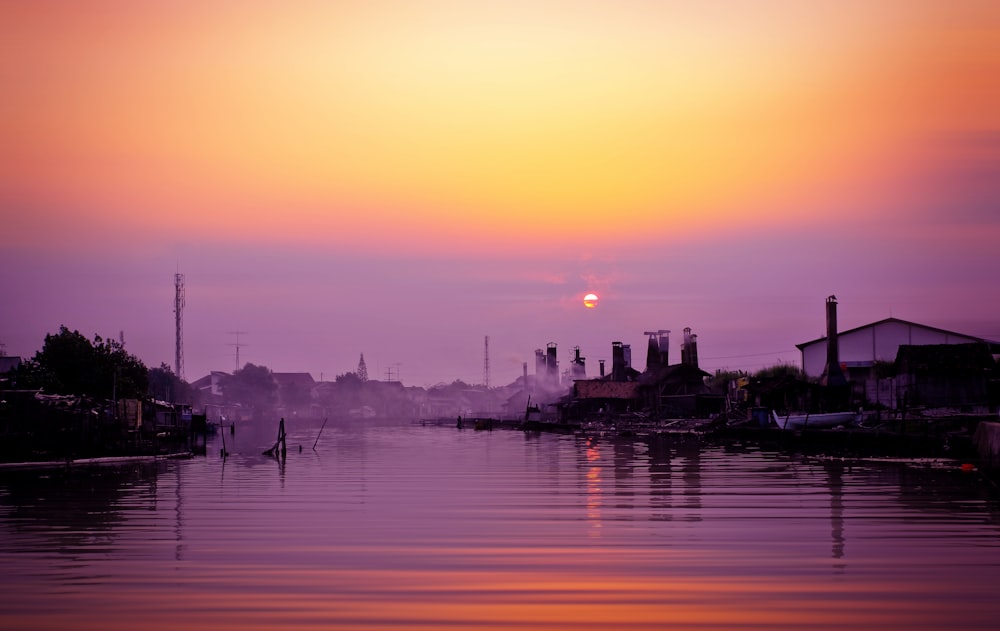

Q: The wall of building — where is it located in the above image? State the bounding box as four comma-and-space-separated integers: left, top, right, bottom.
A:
801, 320, 983, 378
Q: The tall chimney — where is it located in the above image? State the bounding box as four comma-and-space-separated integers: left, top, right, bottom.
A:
645, 333, 660, 372
681, 328, 692, 366
611, 342, 624, 381
546, 342, 558, 386
821, 295, 847, 387
571, 346, 586, 380
658, 330, 670, 366
599, 359, 605, 378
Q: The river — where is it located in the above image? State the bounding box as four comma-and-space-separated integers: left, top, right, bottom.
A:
1, 418, 999, 630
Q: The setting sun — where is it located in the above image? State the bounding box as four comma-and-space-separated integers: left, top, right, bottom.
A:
583, 293, 599, 309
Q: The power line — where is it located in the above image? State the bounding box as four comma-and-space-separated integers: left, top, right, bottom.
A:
701, 350, 798, 360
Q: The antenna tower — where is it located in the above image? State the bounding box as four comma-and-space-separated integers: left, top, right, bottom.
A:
384, 364, 400, 382
174, 273, 185, 379
483, 335, 490, 388
228, 330, 248, 372
358, 353, 368, 382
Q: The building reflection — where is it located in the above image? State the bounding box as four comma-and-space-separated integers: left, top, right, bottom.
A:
645, 434, 703, 523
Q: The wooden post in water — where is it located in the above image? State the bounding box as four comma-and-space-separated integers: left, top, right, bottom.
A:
279, 417, 286, 458
220, 418, 228, 459
263, 417, 287, 459
313, 417, 328, 451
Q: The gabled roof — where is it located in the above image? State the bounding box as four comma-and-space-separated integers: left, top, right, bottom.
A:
272, 372, 315, 388
190, 371, 229, 389
795, 317, 997, 350
638, 362, 711, 385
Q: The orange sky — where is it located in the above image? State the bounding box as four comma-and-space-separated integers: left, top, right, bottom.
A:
4, 0, 997, 254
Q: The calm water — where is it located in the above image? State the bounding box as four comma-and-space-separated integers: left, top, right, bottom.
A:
2, 418, 999, 630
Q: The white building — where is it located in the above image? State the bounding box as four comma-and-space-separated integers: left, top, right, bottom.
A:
796, 317, 997, 381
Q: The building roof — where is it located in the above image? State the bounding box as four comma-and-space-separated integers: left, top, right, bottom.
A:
638, 362, 711, 385
272, 372, 316, 388
190, 371, 229, 389
573, 380, 641, 400
795, 317, 998, 350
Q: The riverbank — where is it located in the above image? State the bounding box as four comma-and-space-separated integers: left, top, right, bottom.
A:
0, 451, 195, 471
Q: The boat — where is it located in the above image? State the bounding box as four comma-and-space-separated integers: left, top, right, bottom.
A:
771, 410, 861, 430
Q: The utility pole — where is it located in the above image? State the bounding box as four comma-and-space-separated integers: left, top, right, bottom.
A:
174, 272, 185, 379
483, 335, 490, 388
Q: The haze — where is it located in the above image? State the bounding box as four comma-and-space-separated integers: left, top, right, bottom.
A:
2, 1, 998, 386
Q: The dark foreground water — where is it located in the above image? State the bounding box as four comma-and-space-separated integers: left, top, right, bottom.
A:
2, 418, 999, 630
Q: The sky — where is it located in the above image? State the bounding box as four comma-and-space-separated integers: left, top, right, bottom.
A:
2, 0, 999, 387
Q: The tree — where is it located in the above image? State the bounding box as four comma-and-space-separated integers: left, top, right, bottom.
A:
29, 326, 148, 399
148, 363, 196, 404
222, 362, 277, 414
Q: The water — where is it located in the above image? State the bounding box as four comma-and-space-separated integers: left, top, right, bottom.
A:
1, 419, 999, 630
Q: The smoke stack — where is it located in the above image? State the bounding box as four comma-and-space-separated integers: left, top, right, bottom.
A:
658, 330, 670, 366
821, 295, 847, 387
612, 341, 624, 381
522, 361, 528, 384
645, 333, 660, 372
571, 346, 586, 380
599, 359, 605, 378
681, 328, 692, 366
546, 342, 558, 385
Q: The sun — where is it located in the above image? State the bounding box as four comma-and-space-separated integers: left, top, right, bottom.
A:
583, 293, 599, 308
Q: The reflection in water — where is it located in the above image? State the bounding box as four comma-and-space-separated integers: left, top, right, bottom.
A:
1, 421, 999, 630
585, 438, 602, 536
825, 463, 846, 572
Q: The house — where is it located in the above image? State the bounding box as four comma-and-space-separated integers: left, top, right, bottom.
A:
566, 380, 642, 419
796, 317, 999, 382
638, 363, 722, 418
189, 371, 243, 423
191, 371, 228, 400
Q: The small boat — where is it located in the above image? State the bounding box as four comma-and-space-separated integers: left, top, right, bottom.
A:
771, 410, 861, 430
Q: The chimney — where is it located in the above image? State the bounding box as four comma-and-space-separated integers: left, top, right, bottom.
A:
599, 359, 605, 378
658, 330, 670, 366
681, 328, 692, 366
546, 342, 558, 386
572, 346, 586, 380
645, 332, 660, 372
612, 341, 624, 381
821, 295, 847, 387
522, 361, 528, 385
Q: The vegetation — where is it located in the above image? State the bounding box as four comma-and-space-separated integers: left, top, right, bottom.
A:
222, 362, 278, 417
752, 363, 806, 380
15, 326, 148, 399
148, 363, 196, 404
